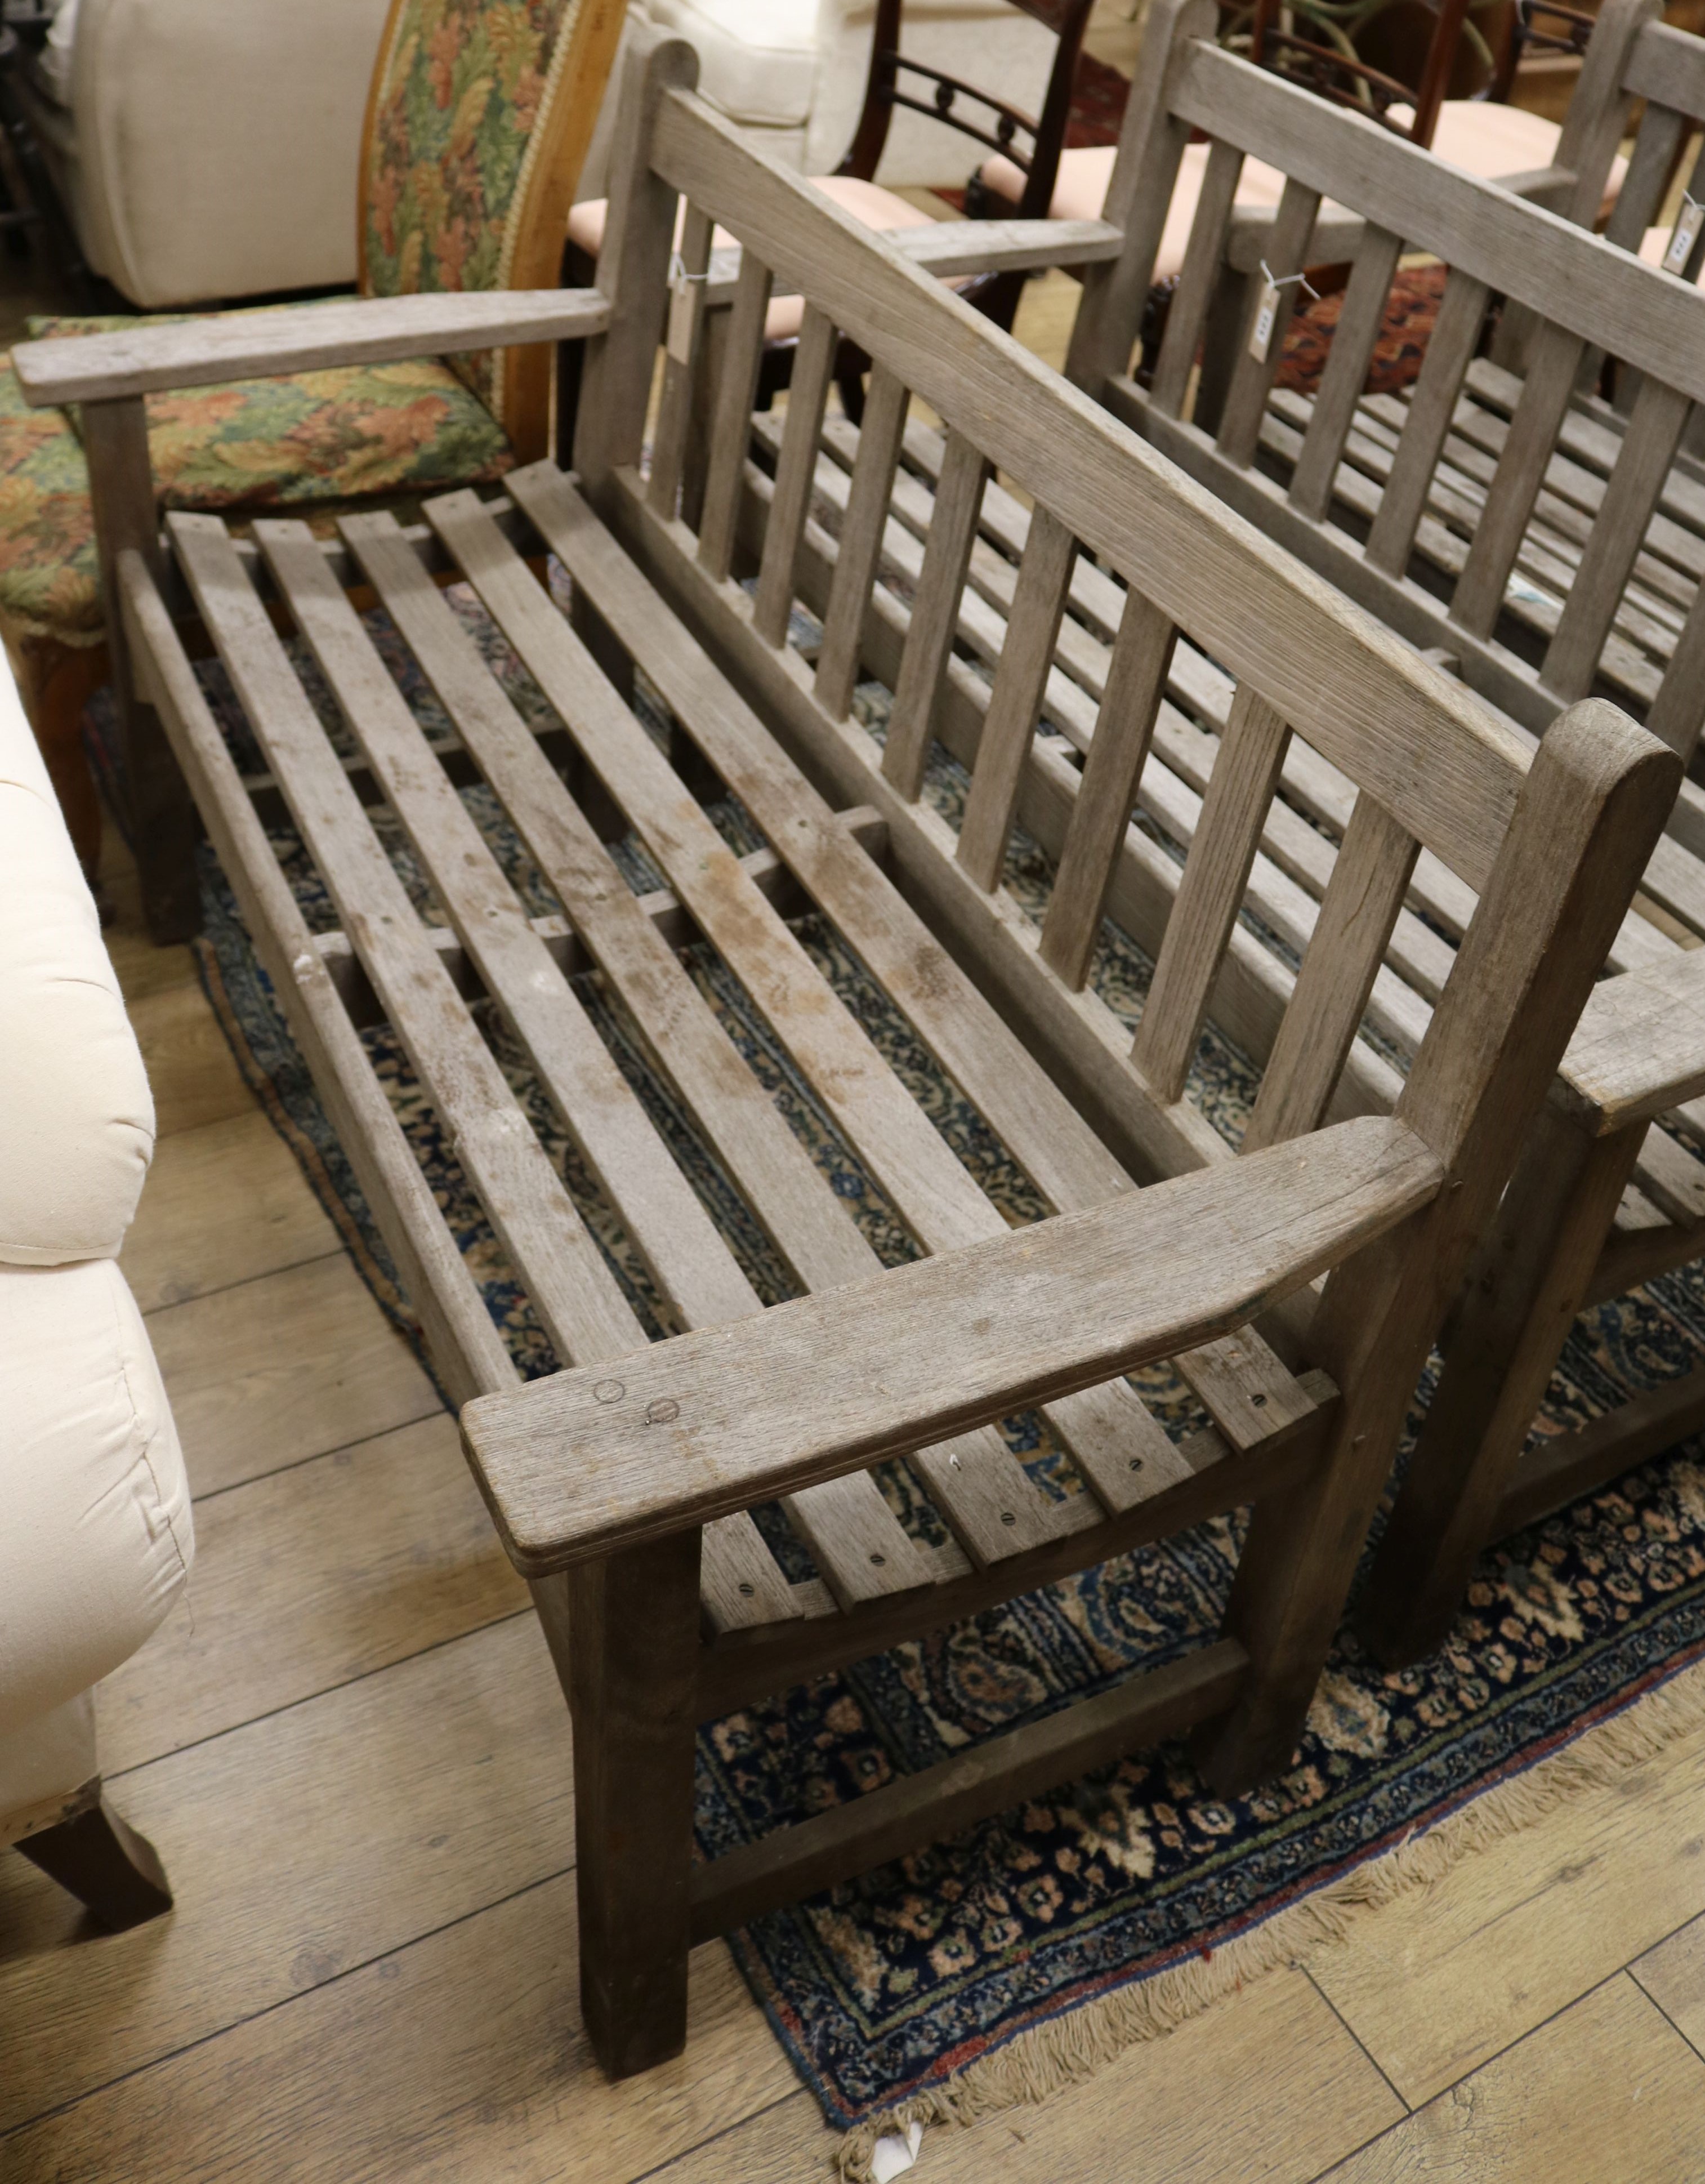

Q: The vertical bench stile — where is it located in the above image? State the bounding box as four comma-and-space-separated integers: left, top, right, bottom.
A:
753, 304, 838, 644
956, 506, 1079, 888
1149, 139, 1246, 417
696, 247, 774, 581
814, 361, 910, 717
1288, 225, 1405, 523
881, 427, 987, 797
1131, 685, 1292, 1105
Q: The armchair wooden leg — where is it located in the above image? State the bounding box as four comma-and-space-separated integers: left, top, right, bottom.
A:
533, 1527, 703, 2079
1360, 1109, 1647, 1668
15, 1786, 173, 1929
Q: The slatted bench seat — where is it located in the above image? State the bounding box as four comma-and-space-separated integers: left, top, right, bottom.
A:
14, 28, 1676, 2080
1045, 0, 1705, 1659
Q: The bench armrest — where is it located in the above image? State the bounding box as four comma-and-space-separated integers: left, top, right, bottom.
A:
460, 1115, 1440, 1575
11, 217, 1121, 410
699, 219, 1124, 307
1555, 948, 1705, 1133
11, 288, 614, 408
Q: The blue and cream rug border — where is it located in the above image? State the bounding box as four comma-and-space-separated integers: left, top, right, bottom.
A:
158, 590, 1705, 2171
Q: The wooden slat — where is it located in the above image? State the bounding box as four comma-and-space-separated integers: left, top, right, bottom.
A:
886, 414, 1476, 982
690, 1638, 1248, 1939
255, 516, 762, 1341
1289, 225, 1405, 523
1132, 684, 1292, 1105
336, 505, 935, 1617
1215, 177, 1324, 471
1540, 378, 1693, 704
1150, 137, 1246, 417
648, 202, 715, 519
1447, 331, 1590, 643
525, 463, 1322, 1469
881, 426, 987, 798
1631, 1124, 1705, 1228
956, 505, 1079, 888
123, 558, 516, 1411
1041, 592, 1178, 988
814, 359, 909, 717
462, 1114, 1443, 1570
411, 492, 1094, 1584
168, 513, 645, 1374
508, 466, 1150, 1215
752, 302, 837, 645
1363, 270, 1493, 577
1244, 794, 1421, 1152
696, 246, 773, 581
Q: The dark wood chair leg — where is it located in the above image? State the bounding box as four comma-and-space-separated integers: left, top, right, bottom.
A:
11, 634, 108, 877
532, 1527, 702, 2079
15, 1788, 174, 1929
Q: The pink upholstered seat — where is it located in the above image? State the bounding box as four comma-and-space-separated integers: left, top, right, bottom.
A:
978, 99, 1624, 279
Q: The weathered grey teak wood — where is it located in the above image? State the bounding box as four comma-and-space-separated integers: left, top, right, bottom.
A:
81, 32, 1675, 2085
1069, 0, 1705, 1662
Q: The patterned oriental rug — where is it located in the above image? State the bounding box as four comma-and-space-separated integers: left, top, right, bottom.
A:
149, 580, 1705, 2176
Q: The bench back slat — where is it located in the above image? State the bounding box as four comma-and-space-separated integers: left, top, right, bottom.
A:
881, 427, 988, 797
1150, 137, 1247, 417
695, 247, 773, 582
815, 359, 910, 720
1214, 176, 1324, 469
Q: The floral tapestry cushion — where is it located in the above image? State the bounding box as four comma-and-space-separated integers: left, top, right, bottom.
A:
0, 357, 100, 645
360, 0, 581, 412
30, 312, 514, 514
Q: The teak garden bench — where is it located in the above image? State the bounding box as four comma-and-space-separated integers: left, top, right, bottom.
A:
1014, 0, 1705, 1660
14, 30, 1676, 2078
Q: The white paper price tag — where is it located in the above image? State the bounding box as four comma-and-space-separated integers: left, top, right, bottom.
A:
1666, 197, 1703, 277
1248, 277, 1280, 363
666, 273, 697, 365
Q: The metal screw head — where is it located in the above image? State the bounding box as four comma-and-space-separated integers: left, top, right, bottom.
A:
869, 1552, 886, 1566
1128, 1455, 1144, 1471
738, 1581, 755, 1597
1000, 1510, 1016, 1526
1251, 1392, 1267, 1408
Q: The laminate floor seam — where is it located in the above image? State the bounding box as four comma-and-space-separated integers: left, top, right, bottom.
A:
0, 1865, 584, 2153
628, 2088, 809, 2183
1628, 1958, 1705, 2065
1300, 1963, 1637, 2181
101, 1605, 535, 1785
137, 1241, 349, 1319
1301, 1965, 1412, 2118
176, 1402, 451, 1508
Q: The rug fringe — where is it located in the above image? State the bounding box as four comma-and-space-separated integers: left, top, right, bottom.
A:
834, 1652, 1705, 2179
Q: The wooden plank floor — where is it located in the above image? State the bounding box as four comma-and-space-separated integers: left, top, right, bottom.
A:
10, 769, 1705, 2182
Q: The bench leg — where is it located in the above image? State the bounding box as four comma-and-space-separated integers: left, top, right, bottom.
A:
16, 1785, 173, 1929
1360, 1109, 1646, 1667
534, 1527, 703, 2079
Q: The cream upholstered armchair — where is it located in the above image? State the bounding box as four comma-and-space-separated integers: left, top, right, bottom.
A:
0, 655, 192, 1928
